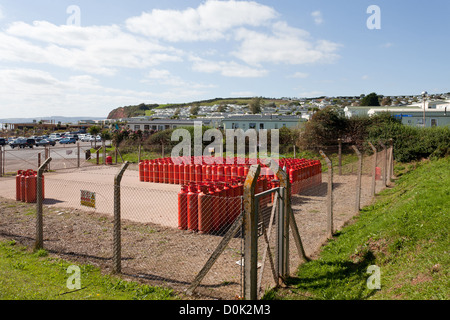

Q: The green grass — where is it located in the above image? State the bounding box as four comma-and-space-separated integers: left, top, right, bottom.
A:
262, 157, 450, 300
0, 240, 176, 300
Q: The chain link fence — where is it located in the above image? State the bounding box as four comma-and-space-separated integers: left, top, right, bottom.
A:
0, 140, 393, 300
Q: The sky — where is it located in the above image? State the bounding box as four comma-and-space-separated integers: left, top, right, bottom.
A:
0, 0, 449, 119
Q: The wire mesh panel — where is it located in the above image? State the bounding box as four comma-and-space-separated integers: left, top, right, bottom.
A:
2, 148, 45, 174
255, 188, 280, 298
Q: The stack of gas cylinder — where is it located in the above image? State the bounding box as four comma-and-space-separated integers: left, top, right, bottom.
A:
138, 156, 322, 235
138, 156, 322, 192
16, 170, 45, 203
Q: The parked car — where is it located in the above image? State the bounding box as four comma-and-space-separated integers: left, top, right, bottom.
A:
49, 134, 62, 141
36, 139, 56, 147
60, 137, 77, 144
81, 135, 92, 142
89, 135, 102, 142
0, 138, 6, 146
10, 138, 35, 149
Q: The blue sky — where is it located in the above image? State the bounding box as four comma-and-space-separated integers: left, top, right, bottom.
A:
0, 0, 449, 118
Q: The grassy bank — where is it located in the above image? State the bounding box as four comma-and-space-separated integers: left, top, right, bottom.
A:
263, 157, 449, 300
0, 240, 176, 300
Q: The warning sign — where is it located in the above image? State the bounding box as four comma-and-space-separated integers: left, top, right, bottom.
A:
80, 190, 96, 208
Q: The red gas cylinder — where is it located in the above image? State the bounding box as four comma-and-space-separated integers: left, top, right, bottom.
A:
216, 165, 224, 182
243, 166, 249, 179
16, 170, 23, 201
222, 183, 231, 225
224, 165, 231, 182
151, 162, 158, 183
20, 171, 27, 202
212, 183, 224, 231
139, 161, 145, 182
178, 185, 188, 230
231, 165, 238, 181
25, 173, 37, 203
144, 161, 150, 182
187, 184, 199, 232
162, 162, 168, 184
179, 163, 185, 185
174, 164, 180, 185
189, 164, 195, 184
237, 166, 244, 179
195, 164, 202, 184
375, 167, 381, 180
198, 185, 212, 234
229, 181, 240, 222
168, 163, 174, 184
205, 164, 212, 181
183, 163, 190, 184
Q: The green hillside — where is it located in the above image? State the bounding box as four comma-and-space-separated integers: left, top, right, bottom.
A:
264, 157, 450, 300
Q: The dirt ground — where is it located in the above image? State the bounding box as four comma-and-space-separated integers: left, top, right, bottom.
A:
0, 165, 385, 300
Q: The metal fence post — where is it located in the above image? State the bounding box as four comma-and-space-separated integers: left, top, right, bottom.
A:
243, 164, 260, 300
274, 165, 291, 280
77, 142, 80, 168
320, 150, 333, 238
102, 140, 106, 165
379, 141, 387, 187
112, 161, 129, 274
388, 139, 394, 184
338, 138, 342, 176
368, 142, 377, 197
0, 146, 2, 177
34, 157, 52, 251
352, 145, 362, 212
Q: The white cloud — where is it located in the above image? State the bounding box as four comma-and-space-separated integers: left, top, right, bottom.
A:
190, 56, 268, 78
125, 0, 278, 42
0, 21, 183, 75
298, 90, 324, 98
0, 6, 4, 20
0, 68, 212, 117
362, 75, 369, 80
143, 68, 216, 88
289, 72, 309, 79
232, 22, 341, 66
230, 91, 255, 97
311, 11, 323, 25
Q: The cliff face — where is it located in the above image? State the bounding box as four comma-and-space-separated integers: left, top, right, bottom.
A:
107, 107, 127, 119
107, 104, 158, 119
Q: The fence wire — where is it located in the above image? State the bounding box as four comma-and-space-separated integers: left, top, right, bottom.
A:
0, 141, 392, 300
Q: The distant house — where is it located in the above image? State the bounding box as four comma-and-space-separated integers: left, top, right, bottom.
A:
222, 115, 304, 131
126, 118, 219, 132
367, 104, 450, 128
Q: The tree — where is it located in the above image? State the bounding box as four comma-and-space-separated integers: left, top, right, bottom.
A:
249, 97, 263, 114
381, 96, 392, 106
88, 125, 101, 148
190, 105, 200, 116
299, 106, 348, 149
360, 92, 380, 106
